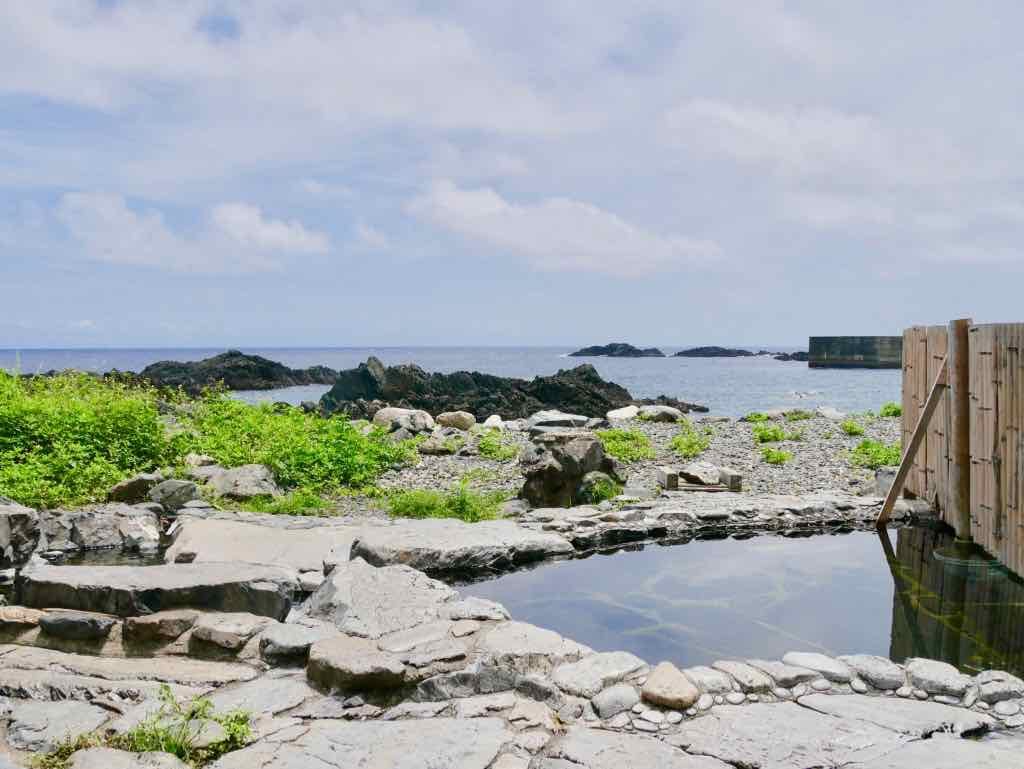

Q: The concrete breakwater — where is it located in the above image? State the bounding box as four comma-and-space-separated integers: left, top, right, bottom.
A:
809, 336, 903, 369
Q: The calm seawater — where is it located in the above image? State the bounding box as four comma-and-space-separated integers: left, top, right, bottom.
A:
0, 347, 900, 417
463, 525, 1024, 677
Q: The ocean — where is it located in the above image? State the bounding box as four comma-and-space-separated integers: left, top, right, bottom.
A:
0, 347, 901, 417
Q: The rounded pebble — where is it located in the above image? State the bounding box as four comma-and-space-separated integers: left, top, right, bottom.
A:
994, 701, 1021, 717
851, 678, 868, 694
913, 689, 929, 700
670, 712, 685, 723
714, 695, 724, 705
631, 704, 644, 714
640, 710, 665, 724
896, 686, 913, 698
811, 679, 832, 692
726, 692, 746, 705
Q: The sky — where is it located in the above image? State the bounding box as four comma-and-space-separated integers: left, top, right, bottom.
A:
1, 1, 1022, 348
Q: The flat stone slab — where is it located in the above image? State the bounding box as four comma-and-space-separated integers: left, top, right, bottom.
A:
69, 748, 190, 769
350, 518, 573, 574
838, 654, 907, 690
667, 701, 910, 769
208, 716, 510, 769
537, 726, 732, 769
478, 621, 589, 674
551, 651, 646, 697
711, 660, 773, 692
306, 558, 457, 639
5, 699, 109, 752
798, 692, 996, 737
166, 517, 360, 573
18, 562, 298, 620
781, 651, 851, 682
855, 734, 1024, 768
905, 657, 971, 696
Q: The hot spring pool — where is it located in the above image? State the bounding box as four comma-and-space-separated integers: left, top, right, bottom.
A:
462, 523, 1024, 677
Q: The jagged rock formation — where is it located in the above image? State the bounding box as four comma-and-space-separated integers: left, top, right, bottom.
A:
569, 343, 666, 358
774, 351, 810, 362
139, 350, 337, 394
320, 357, 706, 420
673, 347, 754, 358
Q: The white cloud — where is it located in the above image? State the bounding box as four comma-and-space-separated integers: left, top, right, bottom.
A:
57, 192, 329, 272
352, 222, 390, 251
408, 180, 719, 276
298, 179, 355, 200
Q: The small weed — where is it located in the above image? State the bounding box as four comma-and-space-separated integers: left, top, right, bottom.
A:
841, 419, 865, 437
785, 429, 805, 441
388, 481, 507, 522
879, 402, 902, 418
669, 419, 712, 458
785, 410, 813, 422
850, 439, 902, 469
443, 435, 466, 453
761, 447, 793, 465
743, 412, 770, 423
752, 423, 786, 443
477, 429, 520, 461
595, 429, 656, 462
578, 475, 622, 504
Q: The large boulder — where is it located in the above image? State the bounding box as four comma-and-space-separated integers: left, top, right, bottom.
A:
372, 407, 435, 434
436, 411, 476, 430
34, 503, 160, 554
17, 562, 299, 619
107, 472, 164, 503
519, 432, 625, 507
148, 480, 200, 511
139, 350, 336, 395
207, 465, 280, 500
0, 497, 39, 568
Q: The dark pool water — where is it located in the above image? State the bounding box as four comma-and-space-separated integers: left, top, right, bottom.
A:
463, 524, 1024, 677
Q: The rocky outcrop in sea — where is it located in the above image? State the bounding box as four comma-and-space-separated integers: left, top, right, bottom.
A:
139, 350, 337, 394
674, 346, 754, 358
569, 343, 666, 358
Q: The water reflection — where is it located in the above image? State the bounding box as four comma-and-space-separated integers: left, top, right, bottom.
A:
463, 524, 1024, 677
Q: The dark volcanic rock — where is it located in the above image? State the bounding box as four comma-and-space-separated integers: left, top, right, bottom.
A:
139, 351, 337, 395
320, 357, 705, 419
775, 351, 810, 362
673, 346, 754, 358
569, 343, 665, 358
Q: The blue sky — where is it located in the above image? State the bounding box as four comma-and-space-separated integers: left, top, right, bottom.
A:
2, 1, 1022, 348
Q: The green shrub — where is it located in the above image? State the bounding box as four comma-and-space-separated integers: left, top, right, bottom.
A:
477, 429, 520, 461
181, 394, 414, 493
388, 482, 506, 522
241, 488, 330, 515
595, 429, 656, 462
669, 420, 712, 458
761, 447, 793, 465
577, 474, 622, 504
840, 419, 865, 437
850, 439, 902, 469
0, 372, 176, 508
879, 402, 902, 418
33, 684, 250, 768
752, 423, 786, 443
785, 410, 813, 422
743, 412, 770, 423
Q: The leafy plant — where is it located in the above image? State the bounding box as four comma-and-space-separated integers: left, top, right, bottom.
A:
477, 429, 520, 461
785, 429, 805, 441
388, 481, 507, 522
577, 474, 622, 504
879, 402, 902, 418
785, 410, 813, 422
241, 488, 330, 515
850, 439, 902, 469
595, 429, 656, 462
743, 412, 770, 423
752, 423, 786, 443
33, 684, 251, 768
761, 447, 793, 465
669, 419, 712, 458
840, 419, 865, 437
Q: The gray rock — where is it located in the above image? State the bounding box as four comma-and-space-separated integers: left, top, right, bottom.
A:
656, 466, 679, 490
307, 634, 406, 691
18, 562, 298, 619
681, 461, 720, 485
437, 411, 476, 430
607, 405, 639, 421
259, 623, 334, 663
69, 748, 190, 769
477, 621, 589, 675
684, 665, 735, 694
642, 662, 700, 709
993, 700, 1020, 716
537, 726, 731, 769
209, 717, 509, 769
667, 701, 907, 769
39, 610, 117, 641
592, 683, 640, 718
519, 432, 623, 508
798, 692, 995, 737
107, 472, 164, 504
350, 518, 572, 574
208, 465, 280, 500
0, 498, 40, 568
551, 651, 646, 698
854, 734, 1024, 769
905, 657, 971, 697
483, 415, 504, 429
148, 480, 200, 511
306, 558, 456, 638
747, 659, 819, 688
637, 405, 683, 423
208, 674, 319, 717
54, 503, 161, 552
443, 597, 510, 622
192, 612, 271, 650
711, 661, 773, 692
373, 407, 436, 434
124, 609, 200, 642
6, 699, 110, 752
839, 654, 907, 690
975, 670, 1024, 704
781, 651, 851, 682
529, 410, 590, 429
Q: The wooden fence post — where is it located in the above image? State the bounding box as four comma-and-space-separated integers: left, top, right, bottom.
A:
947, 318, 973, 542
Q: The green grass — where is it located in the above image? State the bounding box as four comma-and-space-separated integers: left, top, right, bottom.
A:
850, 439, 902, 469
879, 402, 903, 418
785, 410, 814, 422
840, 418, 866, 437
0, 372, 417, 510
595, 429, 656, 462
387, 482, 507, 522
743, 412, 770, 422
752, 423, 787, 443
239, 488, 331, 515
669, 419, 712, 458
761, 447, 793, 465
476, 429, 520, 461
33, 684, 250, 768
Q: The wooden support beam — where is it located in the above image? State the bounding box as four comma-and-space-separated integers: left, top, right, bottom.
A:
947, 318, 973, 541
878, 358, 949, 527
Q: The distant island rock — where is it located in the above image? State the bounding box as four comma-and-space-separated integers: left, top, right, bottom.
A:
320, 356, 707, 419
569, 343, 666, 358
673, 346, 755, 358
774, 351, 809, 362
139, 350, 337, 395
